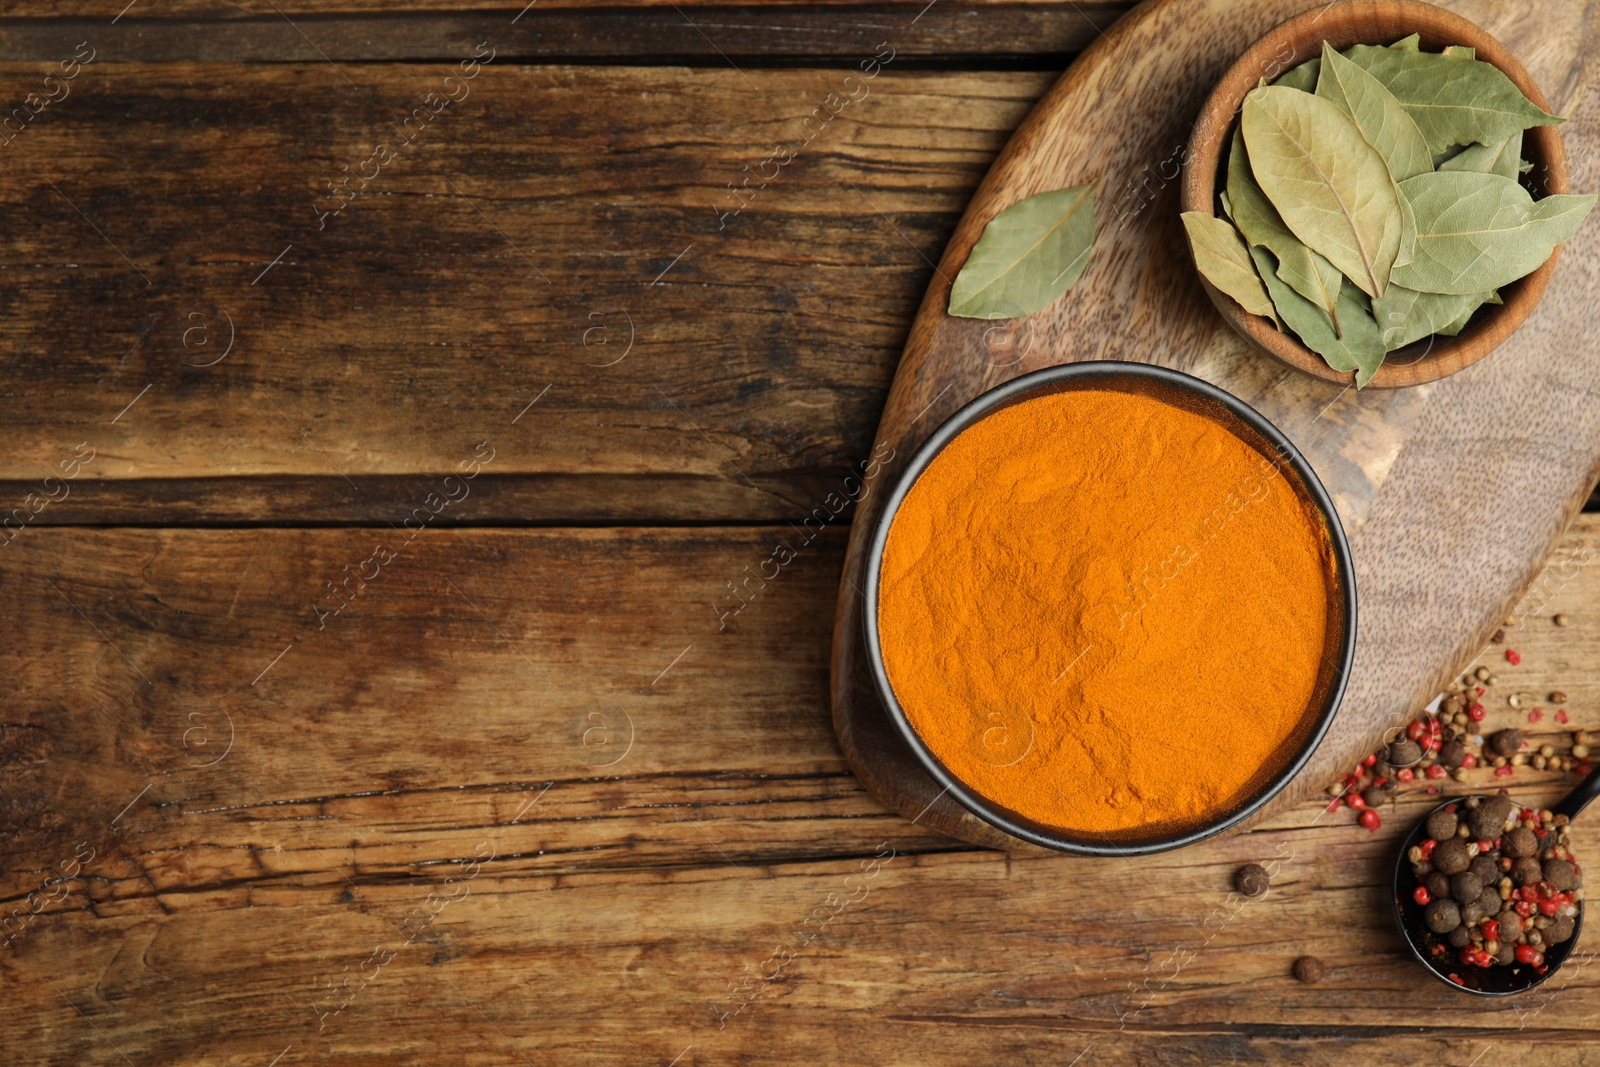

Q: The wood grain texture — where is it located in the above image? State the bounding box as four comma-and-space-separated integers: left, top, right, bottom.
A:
7, 520, 1600, 1064
0, 6, 1128, 63
0, 63, 1049, 522
831, 0, 1600, 846
0, 0, 1125, 15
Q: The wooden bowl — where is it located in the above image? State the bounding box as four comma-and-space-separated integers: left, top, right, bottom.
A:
1181, 0, 1571, 389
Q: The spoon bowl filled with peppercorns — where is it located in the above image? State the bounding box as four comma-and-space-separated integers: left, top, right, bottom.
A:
1393, 765, 1600, 994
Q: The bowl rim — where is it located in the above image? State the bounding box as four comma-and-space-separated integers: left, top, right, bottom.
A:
861, 361, 1358, 855
1179, 0, 1571, 390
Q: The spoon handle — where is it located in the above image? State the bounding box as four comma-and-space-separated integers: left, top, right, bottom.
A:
1551, 761, 1600, 821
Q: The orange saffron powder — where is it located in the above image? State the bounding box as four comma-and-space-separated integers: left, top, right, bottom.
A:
876, 387, 1335, 837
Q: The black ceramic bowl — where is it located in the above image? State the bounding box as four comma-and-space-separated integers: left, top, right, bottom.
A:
863, 362, 1357, 855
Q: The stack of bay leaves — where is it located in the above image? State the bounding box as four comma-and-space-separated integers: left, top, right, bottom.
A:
1184, 36, 1595, 387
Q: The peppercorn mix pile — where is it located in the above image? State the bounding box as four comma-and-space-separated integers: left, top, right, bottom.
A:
1408, 794, 1581, 984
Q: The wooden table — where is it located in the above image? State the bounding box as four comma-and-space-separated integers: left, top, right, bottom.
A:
4, 1, 1600, 1062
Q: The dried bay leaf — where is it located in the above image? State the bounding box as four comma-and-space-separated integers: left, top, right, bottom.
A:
1439, 290, 1502, 336
1440, 130, 1523, 181
1316, 43, 1433, 183
1250, 245, 1387, 387
1314, 44, 1428, 272
1371, 286, 1498, 350
1395, 195, 1419, 271
1391, 171, 1596, 295
1241, 86, 1404, 298
1273, 57, 1321, 93
948, 182, 1096, 319
1344, 38, 1563, 154
1444, 45, 1476, 61
1226, 129, 1344, 328
1182, 211, 1276, 320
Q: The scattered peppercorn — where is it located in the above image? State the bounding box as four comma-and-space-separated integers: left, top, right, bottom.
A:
1292, 956, 1326, 984
1387, 739, 1423, 768
1554, 614, 1569, 627
1233, 863, 1270, 898
1489, 729, 1523, 759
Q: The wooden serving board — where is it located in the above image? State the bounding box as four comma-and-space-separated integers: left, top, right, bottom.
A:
831, 0, 1600, 850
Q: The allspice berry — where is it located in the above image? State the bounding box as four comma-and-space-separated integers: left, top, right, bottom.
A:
1387, 739, 1423, 768
1449, 871, 1484, 904
1439, 739, 1468, 770
1424, 898, 1462, 934
1489, 729, 1523, 758
1447, 925, 1472, 948
1469, 795, 1514, 841
1292, 956, 1327, 984
1233, 863, 1270, 898
1513, 856, 1544, 887
1425, 871, 1452, 900
1547, 914, 1576, 945
1433, 838, 1472, 875
1544, 858, 1577, 891
1425, 810, 1458, 842
1496, 910, 1525, 942
1504, 826, 1539, 859
1477, 885, 1503, 916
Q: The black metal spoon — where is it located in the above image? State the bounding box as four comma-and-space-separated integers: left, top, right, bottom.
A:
1392, 763, 1600, 995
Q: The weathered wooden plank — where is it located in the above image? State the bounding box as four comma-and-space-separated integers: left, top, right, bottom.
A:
4, 520, 1600, 1064
0, 64, 1048, 522
0, 6, 1128, 63
0, 0, 1125, 16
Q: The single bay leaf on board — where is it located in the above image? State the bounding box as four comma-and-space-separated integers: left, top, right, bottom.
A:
1371, 285, 1498, 349
1273, 56, 1321, 93
1440, 130, 1524, 180
1250, 244, 1387, 387
1226, 129, 1344, 328
947, 182, 1096, 319
1344, 37, 1563, 154
1182, 211, 1277, 320
1391, 171, 1597, 294
1316, 43, 1433, 183
1241, 86, 1404, 298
